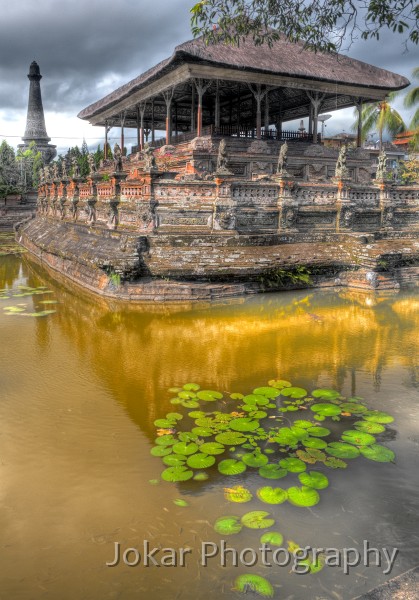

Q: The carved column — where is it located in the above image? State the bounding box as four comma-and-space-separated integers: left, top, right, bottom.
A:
194, 78, 212, 137
277, 175, 297, 231
163, 88, 175, 144
307, 92, 325, 144
249, 84, 268, 140
104, 120, 112, 160
214, 79, 220, 130
108, 171, 127, 230
191, 84, 195, 133
120, 112, 126, 153
264, 91, 270, 136
151, 98, 155, 143
137, 102, 147, 151
354, 98, 363, 148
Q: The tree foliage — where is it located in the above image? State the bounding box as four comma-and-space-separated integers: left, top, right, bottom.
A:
404, 66, 419, 129
352, 94, 406, 148
399, 155, 419, 183
191, 0, 419, 52
0, 140, 42, 197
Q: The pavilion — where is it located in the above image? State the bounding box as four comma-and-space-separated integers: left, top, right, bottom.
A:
79, 35, 409, 154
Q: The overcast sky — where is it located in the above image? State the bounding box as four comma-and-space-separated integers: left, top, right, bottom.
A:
0, 0, 417, 155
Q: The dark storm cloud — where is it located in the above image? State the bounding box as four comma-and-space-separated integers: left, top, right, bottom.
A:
0, 0, 193, 114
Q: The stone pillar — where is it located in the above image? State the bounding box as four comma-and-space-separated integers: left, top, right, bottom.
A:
191, 84, 195, 133
163, 88, 175, 144
120, 112, 126, 153
277, 175, 297, 231
249, 84, 268, 140
194, 79, 211, 137
151, 99, 155, 143
138, 102, 147, 151
307, 92, 325, 144
355, 98, 363, 148
264, 92, 270, 136
215, 80, 220, 130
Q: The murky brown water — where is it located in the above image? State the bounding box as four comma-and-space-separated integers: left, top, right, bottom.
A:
0, 253, 418, 600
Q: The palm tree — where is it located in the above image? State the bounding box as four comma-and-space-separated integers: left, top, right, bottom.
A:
356, 93, 406, 150
404, 67, 419, 130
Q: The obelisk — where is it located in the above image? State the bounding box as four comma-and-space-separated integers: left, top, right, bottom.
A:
19, 61, 56, 164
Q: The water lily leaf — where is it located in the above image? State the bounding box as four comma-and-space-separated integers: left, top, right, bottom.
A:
3, 306, 26, 312
362, 411, 394, 424
170, 398, 183, 405
279, 458, 307, 473
178, 432, 198, 442
230, 417, 260, 432
312, 388, 341, 400
193, 472, 209, 481
188, 410, 206, 419
340, 402, 367, 414
326, 442, 360, 458
215, 432, 247, 445
192, 427, 214, 437
253, 387, 280, 398
233, 574, 274, 598
224, 485, 253, 503
298, 471, 329, 489
195, 417, 214, 427
242, 451, 269, 468
271, 428, 299, 446
258, 464, 288, 479
180, 399, 200, 408
299, 556, 325, 574
260, 532, 284, 547
168, 387, 182, 393
165, 412, 183, 421
173, 498, 189, 507
172, 442, 199, 455
306, 426, 331, 437
218, 459, 247, 475
303, 437, 328, 449
243, 394, 270, 406
199, 442, 225, 455
162, 454, 186, 466
178, 390, 197, 399
161, 466, 193, 482
324, 456, 347, 469
250, 410, 268, 419
359, 444, 395, 462
154, 435, 176, 446
290, 426, 309, 440
268, 379, 292, 389
154, 418, 176, 428
256, 486, 288, 504
150, 446, 172, 457
341, 430, 376, 446
197, 390, 223, 401
186, 453, 216, 469
294, 420, 315, 429
230, 392, 244, 400
241, 511, 275, 529
313, 414, 326, 421
183, 383, 200, 391
354, 420, 386, 434
214, 515, 242, 535
311, 403, 341, 416
287, 486, 320, 507
281, 387, 307, 398
149, 479, 159, 485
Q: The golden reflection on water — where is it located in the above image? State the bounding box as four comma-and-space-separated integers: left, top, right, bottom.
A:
0, 254, 418, 600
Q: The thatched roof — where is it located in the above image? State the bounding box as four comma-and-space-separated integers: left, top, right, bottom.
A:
78, 35, 409, 121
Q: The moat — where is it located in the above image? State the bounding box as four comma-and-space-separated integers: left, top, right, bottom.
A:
0, 251, 418, 600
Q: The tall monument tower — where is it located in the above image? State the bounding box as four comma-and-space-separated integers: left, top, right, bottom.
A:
19, 61, 56, 164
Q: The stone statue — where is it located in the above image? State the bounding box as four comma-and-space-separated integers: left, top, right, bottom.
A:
277, 141, 288, 175
52, 161, 60, 180
44, 165, 52, 183
71, 156, 80, 178
88, 153, 97, 174
39, 168, 45, 185
376, 150, 387, 181
335, 144, 349, 179
142, 143, 157, 171
113, 144, 123, 172
62, 159, 68, 179
216, 139, 232, 174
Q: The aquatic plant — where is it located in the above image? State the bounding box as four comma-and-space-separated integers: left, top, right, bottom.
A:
150, 380, 396, 596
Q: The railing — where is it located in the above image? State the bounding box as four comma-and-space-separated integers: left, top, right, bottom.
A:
149, 126, 320, 148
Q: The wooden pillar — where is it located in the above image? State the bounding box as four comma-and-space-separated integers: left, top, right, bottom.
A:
237, 84, 241, 135
248, 84, 267, 140
104, 120, 109, 159
151, 99, 155, 143
355, 98, 363, 148
307, 92, 325, 144
194, 78, 211, 137
308, 104, 313, 136
215, 79, 220, 130
163, 88, 175, 144
191, 84, 195, 133
264, 91, 270, 137
120, 112, 126, 153
137, 102, 147, 151
136, 106, 141, 151
174, 102, 178, 141
276, 118, 282, 140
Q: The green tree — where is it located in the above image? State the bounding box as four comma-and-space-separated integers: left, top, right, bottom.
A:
16, 142, 43, 191
0, 140, 20, 198
353, 95, 406, 149
399, 155, 419, 183
191, 0, 419, 52
404, 67, 419, 130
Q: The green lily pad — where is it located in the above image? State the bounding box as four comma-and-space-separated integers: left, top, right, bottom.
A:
195, 417, 215, 427
303, 437, 328, 449
306, 426, 331, 437
230, 417, 260, 432
193, 472, 209, 481
197, 390, 223, 401
253, 387, 280, 398
326, 442, 360, 458
180, 399, 200, 408
256, 486, 288, 504
154, 418, 176, 428
224, 485, 253, 503
271, 428, 299, 446
298, 471, 329, 489
341, 430, 376, 446
165, 412, 183, 421
242, 452, 269, 468
294, 420, 315, 429
353, 420, 386, 434
154, 435, 176, 446
230, 392, 244, 400
268, 379, 292, 389
290, 426, 309, 440
324, 456, 347, 469
258, 464, 288, 479
311, 403, 342, 416
150, 445, 172, 457
191, 426, 214, 437
233, 574, 274, 598
340, 402, 367, 413
178, 390, 196, 399
250, 410, 268, 419
359, 444, 395, 462
281, 387, 307, 399
279, 458, 307, 473
312, 388, 341, 400
199, 442, 225, 455
260, 532, 284, 546
218, 459, 247, 475
215, 432, 247, 445
214, 516, 242, 535
173, 498, 189, 507
183, 383, 200, 391
287, 486, 320, 507
188, 411, 206, 419
161, 466, 193, 482
362, 411, 394, 424
172, 442, 199, 455
241, 511, 275, 529
243, 394, 270, 406
186, 453, 216, 469
162, 454, 186, 466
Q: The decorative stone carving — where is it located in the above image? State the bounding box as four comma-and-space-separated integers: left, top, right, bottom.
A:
335, 145, 349, 179
190, 137, 214, 152
86, 201, 96, 225
252, 161, 272, 175
376, 150, 387, 181
113, 144, 123, 172
216, 139, 233, 175
58, 198, 66, 220
249, 140, 270, 154
52, 161, 60, 181
383, 206, 394, 227
341, 206, 354, 228
88, 153, 97, 174
216, 207, 236, 230
108, 202, 119, 229
138, 205, 154, 229
62, 159, 68, 179
282, 207, 297, 229
142, 143, 158, 171
71, 156, 80, 178
277, 142, 289, 176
